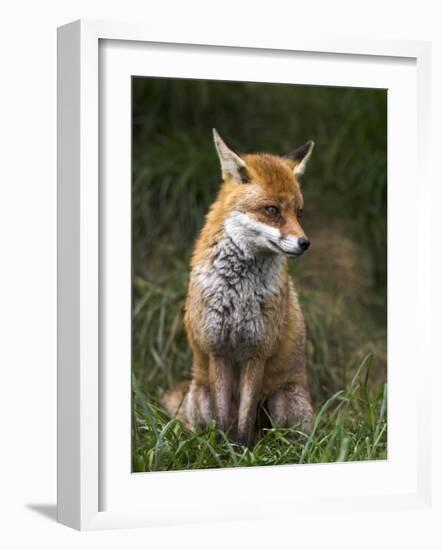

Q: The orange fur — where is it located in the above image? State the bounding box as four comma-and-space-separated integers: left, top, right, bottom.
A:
161, 136, 314, 446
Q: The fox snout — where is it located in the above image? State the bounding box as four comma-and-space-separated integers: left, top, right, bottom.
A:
277, 234, 311, 257
277, 213, 310, 257
298, 236, 310, 252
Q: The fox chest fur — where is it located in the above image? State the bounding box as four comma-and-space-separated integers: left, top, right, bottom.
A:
190, 234, 287, 360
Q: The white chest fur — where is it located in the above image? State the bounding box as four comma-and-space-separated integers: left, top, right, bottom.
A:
193, 234, 285, 358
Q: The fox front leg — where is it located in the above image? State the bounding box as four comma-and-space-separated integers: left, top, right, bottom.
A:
208, 356, 234, 434
236, 360, 265, 447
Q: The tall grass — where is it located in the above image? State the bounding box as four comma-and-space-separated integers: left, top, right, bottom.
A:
133, 353, 387, 472
132, 78, 387, 469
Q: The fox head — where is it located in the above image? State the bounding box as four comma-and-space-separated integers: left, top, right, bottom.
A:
212, 128, 314, 258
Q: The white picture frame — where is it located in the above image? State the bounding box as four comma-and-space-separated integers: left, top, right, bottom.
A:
57, 19, 433, 531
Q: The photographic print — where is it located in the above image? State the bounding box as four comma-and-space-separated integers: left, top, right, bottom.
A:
131, 78, 387, 472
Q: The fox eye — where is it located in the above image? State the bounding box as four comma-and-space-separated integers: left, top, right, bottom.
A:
265, 205, 280, 218
297, 208, 304, 219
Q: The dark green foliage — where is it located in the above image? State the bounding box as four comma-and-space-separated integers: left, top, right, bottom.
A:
132, 77, 387, 469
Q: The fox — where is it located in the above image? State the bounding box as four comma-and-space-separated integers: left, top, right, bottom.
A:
161, 129, 314, 447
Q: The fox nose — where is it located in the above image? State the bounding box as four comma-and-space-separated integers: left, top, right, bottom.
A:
298, 237, 310, 252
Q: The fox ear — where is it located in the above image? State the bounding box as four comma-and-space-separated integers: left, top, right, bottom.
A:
213, 128, 250, 184
284, 140, 314, 176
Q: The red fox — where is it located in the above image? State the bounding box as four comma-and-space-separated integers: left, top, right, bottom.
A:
161, 129, 314, 446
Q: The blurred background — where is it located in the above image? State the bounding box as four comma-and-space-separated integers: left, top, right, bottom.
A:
132, 77, 387, 409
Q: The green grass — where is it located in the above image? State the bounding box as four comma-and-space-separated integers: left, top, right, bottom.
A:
131, 78, 387, 471
132, 354, 387, 472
